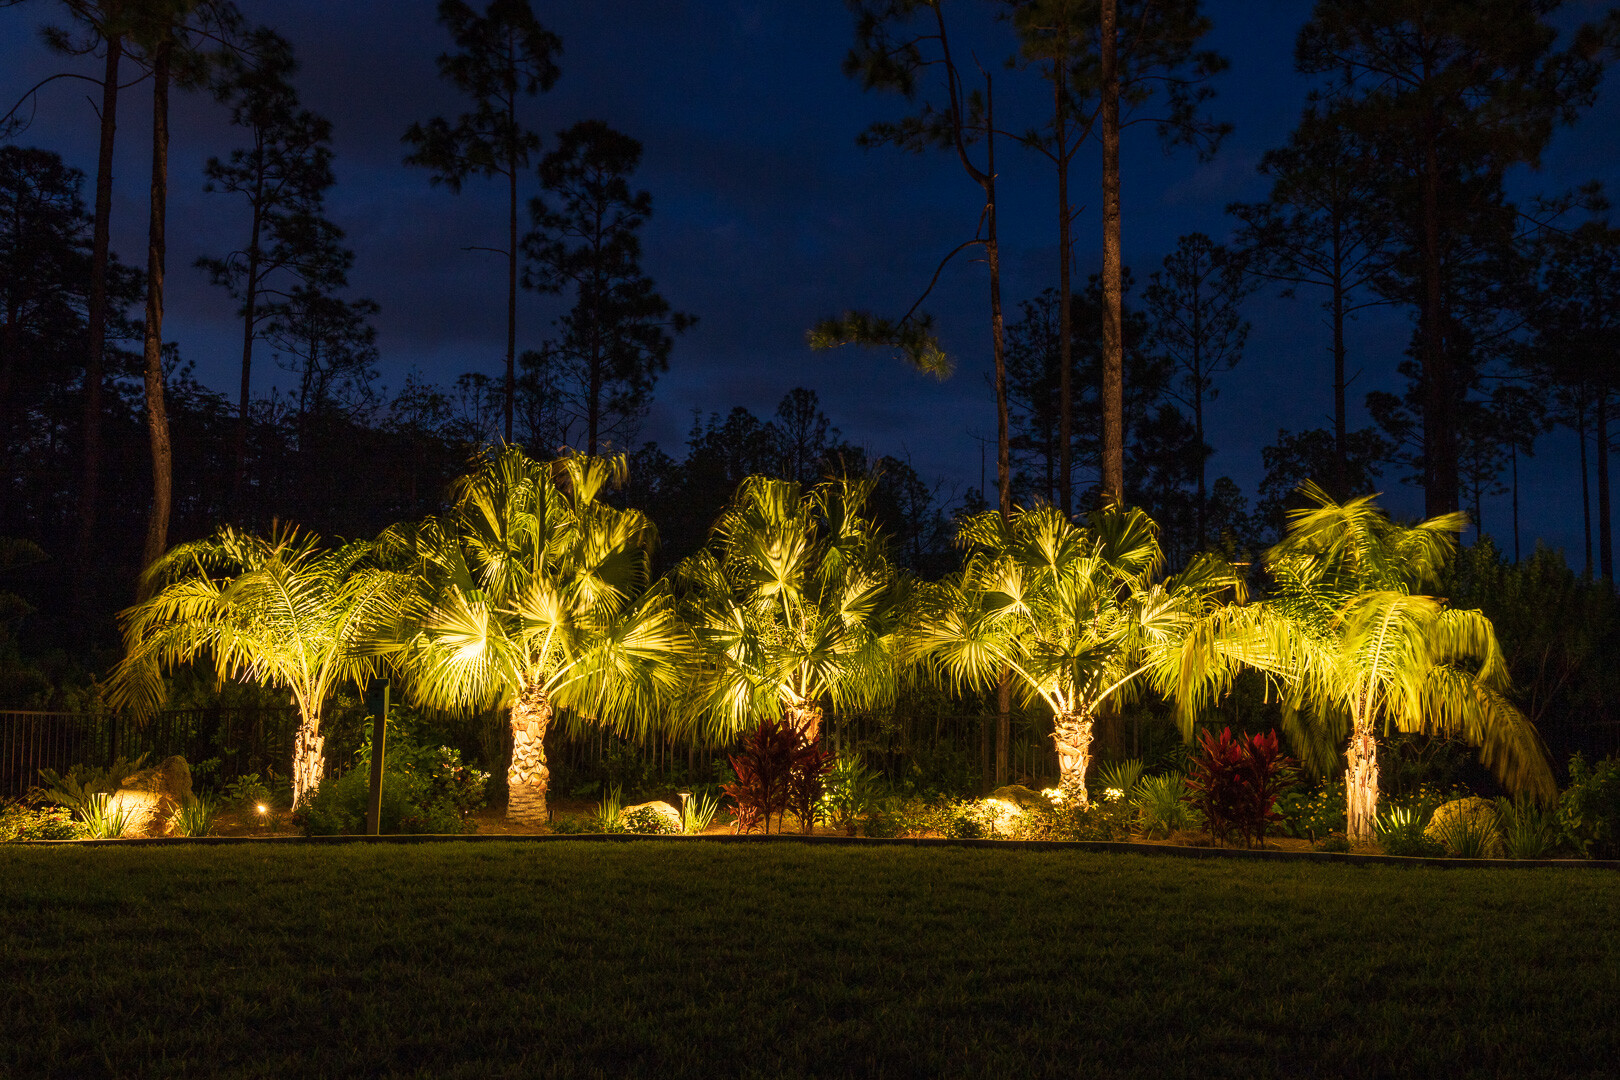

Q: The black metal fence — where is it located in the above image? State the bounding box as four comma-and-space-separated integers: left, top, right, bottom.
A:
0, 707, 299, 800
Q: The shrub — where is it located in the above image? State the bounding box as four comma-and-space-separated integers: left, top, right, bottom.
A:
171, 794, 217, 838
219, 773, 273, 811
860, 796, 952, 839
1276, 784, 1346, 841
723, 718, 833, 834
300, 744, 487, 836
820, 748, 882, 836
680, 791, 720, 834
37, 754, 149, 817
1425, 797, 1503, 858
1132, 773, 1201, 839
78, 792, 136, 839
622, 806, 677, 835
1559, 754, 1620, 859
592, 785, 626, 832
1010, 793, 1131, 842
1184, 727, 1299, 847
1375, 805, 1444, 858
0, 803, 80, 842
1495, 796, 1560, 860
1096, 758, 1145, 802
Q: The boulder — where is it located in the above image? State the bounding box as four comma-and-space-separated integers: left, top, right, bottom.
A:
108, 756, 193, 837
990, 784, 1052, 810
1424, 796, 1503, 858
623, 800, 683, 833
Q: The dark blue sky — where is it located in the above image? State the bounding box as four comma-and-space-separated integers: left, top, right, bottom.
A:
3, 0, 1617, 557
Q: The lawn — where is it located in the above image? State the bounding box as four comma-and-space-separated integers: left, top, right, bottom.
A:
2, 842, 1615, 1079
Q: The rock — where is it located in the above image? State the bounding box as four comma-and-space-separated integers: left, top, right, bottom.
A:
990, 784, 1052, 810
1424, 796, 1503, 857
109, 756, 192, 837
623, 800, 682, 832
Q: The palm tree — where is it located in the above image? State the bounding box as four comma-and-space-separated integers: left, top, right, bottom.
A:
106, 524, 412, 808
904, 503, 1244, 804
1235, 482, 1554, 844
675, 474, 903, 743
382, 446, 687, 824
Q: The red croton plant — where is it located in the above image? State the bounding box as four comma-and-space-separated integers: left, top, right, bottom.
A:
723, 717, 834, 835
1184, 727, 1300, 847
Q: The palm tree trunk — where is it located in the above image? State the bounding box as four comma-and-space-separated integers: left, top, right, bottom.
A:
291, 711, 324, 810
1345, 719, 1379, 845
785, 701, 823, 744
1052, 709, 1094, 807
508, 678, 552, 824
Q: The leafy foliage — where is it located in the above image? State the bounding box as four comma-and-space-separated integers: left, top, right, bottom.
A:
1494, 796, 1559, 860
77, 792, 135, 839
36, 754, 149, 817
383, 448, 687, 737
621, 806, 677, 835
1230, 483, 1556, 813
299, 743, 487, 836
170, 794, 217, 838
677, 474, 903, 741
105, 524, 413, 807
904, 502, 1244, 800
1132, 773, 1201, 839
0, 803, 80, 842
820, 747, 883, 836
1558, 754, 1620, 859
722, 718, 833, 835
1184, 727, 1299, 847
680, 791, 720, 834
1375, 805, 1444, 858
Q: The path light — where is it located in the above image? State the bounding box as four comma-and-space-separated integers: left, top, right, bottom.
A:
678, 790, 692, 831
256, 803, 268, 816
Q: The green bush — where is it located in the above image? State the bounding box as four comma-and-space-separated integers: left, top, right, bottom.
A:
1375, 805, 1444, 858
861, 796, 951, 839
1559, 754, 1620, 859
1011, 794, 1131, 842
300, 744, 487, 836
170, 794, 218, 838
0, 803, 81, 842
36, 754, 148, 817
78, 792, 136, 839
1276, 784, 1346, 841
218, 773, 273, 810
819, 748, 882, 836
622, 806, 677, 835
1495, 796, 1560, 860
1096, 758, 1145, 801
1132, 773, 1201, 839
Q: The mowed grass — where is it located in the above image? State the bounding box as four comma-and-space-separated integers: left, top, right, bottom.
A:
2, 843, 1616, 1079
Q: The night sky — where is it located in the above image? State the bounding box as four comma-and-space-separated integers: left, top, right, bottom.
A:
3, 0, 1617, 556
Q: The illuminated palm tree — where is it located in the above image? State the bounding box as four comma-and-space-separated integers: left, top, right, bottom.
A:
904, 503, 1245, 804
1234, 482, 1554, 844
676, 474, 903, 743
382, 447, 687, 824
106, 524, 412, 808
